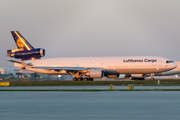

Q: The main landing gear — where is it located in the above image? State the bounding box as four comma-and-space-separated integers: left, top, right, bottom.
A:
73, 77, 94, 81
151, 73, 154, 80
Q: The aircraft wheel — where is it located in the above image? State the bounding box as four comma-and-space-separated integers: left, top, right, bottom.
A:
73, 77, 78, 81
84, 78, 88, 81
78, 77, 83, 81
151, 78, 154, 80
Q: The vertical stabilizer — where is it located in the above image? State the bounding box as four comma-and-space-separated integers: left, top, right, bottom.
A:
11, 31, 34, 50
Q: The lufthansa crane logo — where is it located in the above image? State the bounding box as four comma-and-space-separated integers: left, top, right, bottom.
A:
16, 38, 25, 48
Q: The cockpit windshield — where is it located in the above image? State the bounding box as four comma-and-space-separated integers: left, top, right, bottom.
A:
166, 60, 174, 63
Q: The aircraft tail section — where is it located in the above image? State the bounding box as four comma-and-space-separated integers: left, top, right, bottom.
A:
11, 31, 34, 50
7, 31, 45, 60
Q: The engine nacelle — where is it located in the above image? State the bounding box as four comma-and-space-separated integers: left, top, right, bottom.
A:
104, 70, 120, 78
85, 69, 103, 78
107, 75, 119, 78
7, 48, 45, 60
131, 74, 144, 78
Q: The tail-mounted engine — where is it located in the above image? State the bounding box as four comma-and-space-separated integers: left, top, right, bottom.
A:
7, 48, 45, 60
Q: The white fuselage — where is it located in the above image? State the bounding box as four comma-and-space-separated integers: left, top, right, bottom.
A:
14, 56, 176, 75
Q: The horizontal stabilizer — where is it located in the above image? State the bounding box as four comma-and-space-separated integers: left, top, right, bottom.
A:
6, 59, 33, 66
6, 59, 22, 64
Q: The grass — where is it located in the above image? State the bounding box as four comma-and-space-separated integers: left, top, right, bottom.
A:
6, 79, 180, 86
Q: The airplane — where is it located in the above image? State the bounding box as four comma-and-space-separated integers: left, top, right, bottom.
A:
6, 31, 177, 81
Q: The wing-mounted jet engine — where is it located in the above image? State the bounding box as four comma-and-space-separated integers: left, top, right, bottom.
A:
104, 70, 120, 78
7, 31, 45, 60
130, 74, 146, 80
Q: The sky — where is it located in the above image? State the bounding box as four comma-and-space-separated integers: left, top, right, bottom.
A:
1, 0, 180, 67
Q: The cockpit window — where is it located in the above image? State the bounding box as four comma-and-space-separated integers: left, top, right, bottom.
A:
166, 61, 174, 63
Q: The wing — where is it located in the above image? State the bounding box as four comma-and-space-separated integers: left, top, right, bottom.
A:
6, 59, 104, 74
32, 67, 87, 72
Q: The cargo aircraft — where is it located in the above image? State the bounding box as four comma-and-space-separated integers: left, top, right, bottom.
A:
6, 31, 177, 81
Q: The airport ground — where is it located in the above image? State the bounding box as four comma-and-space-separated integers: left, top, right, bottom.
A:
1, 78, 180, 86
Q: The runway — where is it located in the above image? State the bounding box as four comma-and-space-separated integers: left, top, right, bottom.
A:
1, 91, 180, 120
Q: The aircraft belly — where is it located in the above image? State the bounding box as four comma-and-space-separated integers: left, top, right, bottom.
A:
114, 68, 160, 74
155, 70, 180, 76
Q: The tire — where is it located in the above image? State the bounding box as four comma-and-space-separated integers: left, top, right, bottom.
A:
73, 77, 77, 81
77, 77, 81, 81
84, 78, 88, 81
78, 77, 83, 81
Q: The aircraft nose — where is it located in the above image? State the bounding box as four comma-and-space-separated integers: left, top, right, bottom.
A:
171, 63, 177, 69
166, 63, 177, 69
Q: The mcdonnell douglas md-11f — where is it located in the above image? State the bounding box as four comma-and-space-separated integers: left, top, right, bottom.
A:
6, 31, 177, 81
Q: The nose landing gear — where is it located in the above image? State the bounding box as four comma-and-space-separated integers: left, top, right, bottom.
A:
151, 73, 154, 80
